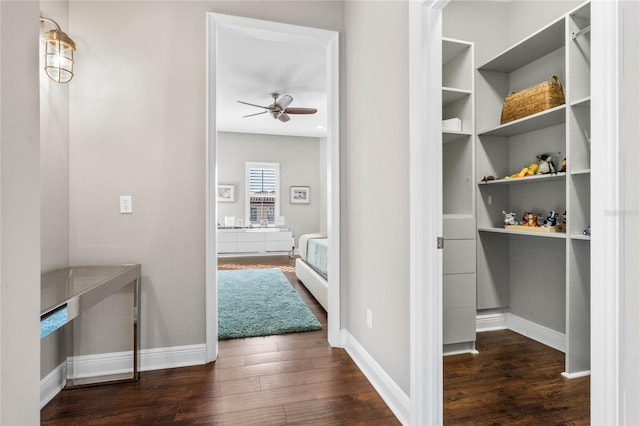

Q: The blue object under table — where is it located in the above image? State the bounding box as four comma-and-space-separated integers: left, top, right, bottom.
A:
40, 264, 141, 388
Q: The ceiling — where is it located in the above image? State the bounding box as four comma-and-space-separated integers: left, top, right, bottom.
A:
216, 31, 327, 138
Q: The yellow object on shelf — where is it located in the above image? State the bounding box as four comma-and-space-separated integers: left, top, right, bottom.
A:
505, 225, 563, 233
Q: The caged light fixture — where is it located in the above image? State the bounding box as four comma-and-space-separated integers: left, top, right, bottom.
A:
40, 16, 76, 83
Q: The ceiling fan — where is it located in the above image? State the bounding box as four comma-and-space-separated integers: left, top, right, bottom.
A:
237, 93, 317, 123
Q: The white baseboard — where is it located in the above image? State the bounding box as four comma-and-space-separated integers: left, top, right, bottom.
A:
476, 312, 566, 353
340, 329, 409, 425
139, 344, 207, 371
561, 370, 591, 379
506, 313, 566, 353
40, 363, 66, 409
476, 312, 508, 332
40, 344, 207, 408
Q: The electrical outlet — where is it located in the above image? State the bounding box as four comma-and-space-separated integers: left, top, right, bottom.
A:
366, 308, 373, 330
120, 195, 133, 214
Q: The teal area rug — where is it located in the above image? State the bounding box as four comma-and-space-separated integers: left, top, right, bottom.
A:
218, 268, 322, 340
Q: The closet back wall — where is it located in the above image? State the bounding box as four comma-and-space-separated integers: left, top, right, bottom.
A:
216, 131, 324, 245
444, 1, 583, 66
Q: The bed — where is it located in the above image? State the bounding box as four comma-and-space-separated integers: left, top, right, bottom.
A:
295, 233, 328, 311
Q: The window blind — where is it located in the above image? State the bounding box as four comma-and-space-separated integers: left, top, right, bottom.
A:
249, 168, 277, 194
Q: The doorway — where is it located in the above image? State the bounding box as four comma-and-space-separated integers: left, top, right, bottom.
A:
205, 14, 340, 362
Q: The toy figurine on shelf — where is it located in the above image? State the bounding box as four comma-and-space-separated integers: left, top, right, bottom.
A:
559, 211, 567, 232
536, 153, 558, 174
561, 157, 567, 172
502, 211, 520, 226
526, 212, 537, 227
583, 225, 591, 236
545, 211, 559, 227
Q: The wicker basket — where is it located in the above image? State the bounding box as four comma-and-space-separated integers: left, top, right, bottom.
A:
500, 75, 566, 124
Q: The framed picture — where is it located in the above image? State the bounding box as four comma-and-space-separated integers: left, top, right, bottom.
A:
290, 186, 310, 204
217, 184, 235, 202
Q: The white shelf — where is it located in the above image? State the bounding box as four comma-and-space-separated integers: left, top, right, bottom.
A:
442, 38, 471, 65
571, 168, 591, 176
442, 87, 472, 106
443, 131, 472, 144
479, 172, 566, 186
478, 105, 565, 137
478, 18, 565, 73
570, 234, 591, 241
478, 226, 567, 239
571, 96, 591, 108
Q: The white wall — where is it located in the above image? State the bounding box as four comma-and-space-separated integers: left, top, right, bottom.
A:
40, 1, 70, 273
216, 131, 323, 245
507, 1, 583, 44
344, 0, 410, 394
65, 0, 344, 361
0, 1, 41, 423
444, 1, 509, 66
39, 0, 70, 381
444, 1, 582, 67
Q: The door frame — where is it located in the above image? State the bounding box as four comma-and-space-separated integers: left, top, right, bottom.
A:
205, 13, 341, 361
409, 1, 446, 424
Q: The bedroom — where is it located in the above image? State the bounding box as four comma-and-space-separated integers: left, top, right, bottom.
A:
215, 131, 330, 315
212, 15, 333, 336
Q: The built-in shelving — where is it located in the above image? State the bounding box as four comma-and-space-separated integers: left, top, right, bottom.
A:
570, 233, 591, 241
479, 18, 565, 73
473, 1, 591, 377
479, 226, 567, 239
571, 168, 590, 176
479, 172, 566, 186
571, 96, 591, 108
478, 105, 565, 137
443, 87, 472, 106
443, 131, 472, 144
442, 37, 476, 354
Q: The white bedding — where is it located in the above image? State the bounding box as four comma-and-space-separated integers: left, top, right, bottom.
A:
299, 233, 327, 260
296, 232, 328, 311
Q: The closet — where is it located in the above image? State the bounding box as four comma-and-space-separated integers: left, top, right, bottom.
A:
442, 1, 591, 377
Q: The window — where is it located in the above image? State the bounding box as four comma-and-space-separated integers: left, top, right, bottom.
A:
245, 162, 280, 225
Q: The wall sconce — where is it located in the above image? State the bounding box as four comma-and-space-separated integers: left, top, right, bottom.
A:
40, 16, 76, 83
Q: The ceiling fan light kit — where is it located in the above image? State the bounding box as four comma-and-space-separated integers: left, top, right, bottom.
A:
238, 93, 317, 123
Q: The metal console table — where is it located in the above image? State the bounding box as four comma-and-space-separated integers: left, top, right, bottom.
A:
40, 264, 141, 388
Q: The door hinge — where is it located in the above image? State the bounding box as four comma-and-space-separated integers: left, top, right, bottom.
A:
437, 237, 444, 249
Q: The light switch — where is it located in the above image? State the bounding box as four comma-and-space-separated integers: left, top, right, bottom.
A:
120, 195, 133, 214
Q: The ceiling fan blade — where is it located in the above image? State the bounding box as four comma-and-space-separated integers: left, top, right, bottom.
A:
284, 107, 317, 115
276, 95, 293, 109
237, 100, 268, 109
243, 111, 268, 118
278, 113, 291, 122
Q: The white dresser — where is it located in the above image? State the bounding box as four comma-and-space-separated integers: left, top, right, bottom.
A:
217, 227, 294, 256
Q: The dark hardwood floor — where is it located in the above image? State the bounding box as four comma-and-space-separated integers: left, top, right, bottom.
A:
444, 330, 590, 424
41, 256, 400, 425
42, 255, 589, 425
